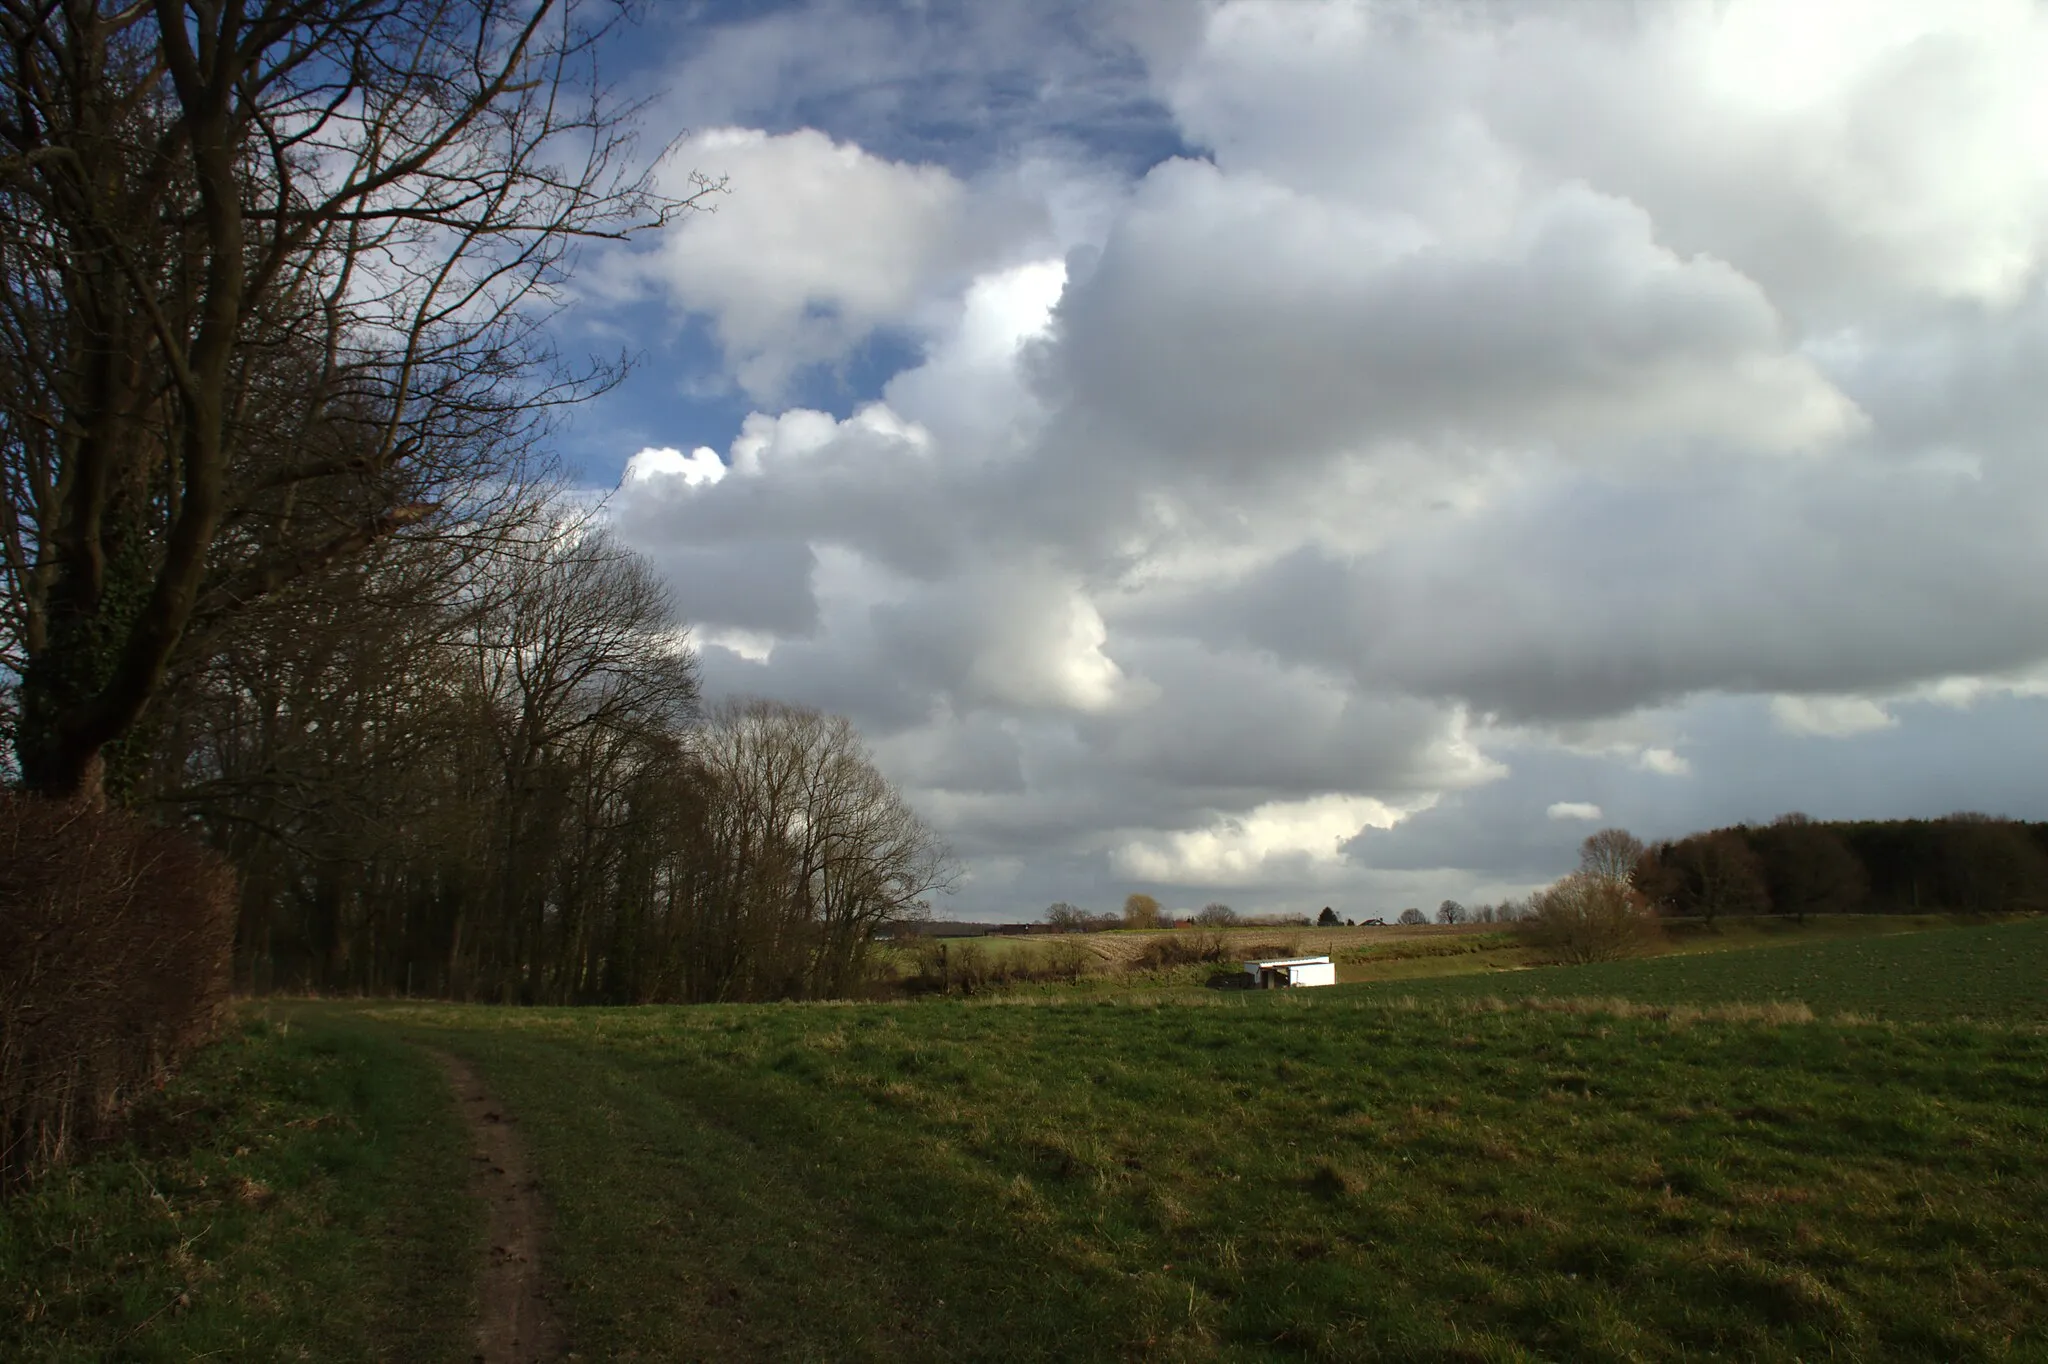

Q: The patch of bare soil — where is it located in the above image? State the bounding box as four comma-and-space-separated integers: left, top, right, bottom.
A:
435, 1050, 564, 1363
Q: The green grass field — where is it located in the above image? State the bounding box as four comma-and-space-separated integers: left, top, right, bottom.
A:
0, 1012, 479, 1363
1359, 915, 2048, 1021
7, 915, 2046, 1361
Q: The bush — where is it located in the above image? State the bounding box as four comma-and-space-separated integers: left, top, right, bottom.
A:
1042, 939, 1092, 980
1129, 932, 1229, 971
948, 941, 993, 994
0, 794, 236, 1187
1518, 872, 1658, 964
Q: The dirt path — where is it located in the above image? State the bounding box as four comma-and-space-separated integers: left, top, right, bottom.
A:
434, 1051, 564, 1363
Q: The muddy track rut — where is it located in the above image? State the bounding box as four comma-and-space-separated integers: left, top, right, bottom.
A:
433, 1051, 564, 1364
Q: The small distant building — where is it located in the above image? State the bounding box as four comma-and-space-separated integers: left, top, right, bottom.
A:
1243, 955, 1336, 989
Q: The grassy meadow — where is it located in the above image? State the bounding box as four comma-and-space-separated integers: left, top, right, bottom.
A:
6, 914, 2046, 1361
383, 914, 2048, 1361
1358, 914, 2048, 1021
0, 1012, 478, 1363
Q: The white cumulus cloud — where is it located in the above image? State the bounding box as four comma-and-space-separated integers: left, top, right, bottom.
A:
1113, 795, 1407, 887
597, 0, 2048, 917
616, 128, 1046, 397
1771, 695, 1900, 738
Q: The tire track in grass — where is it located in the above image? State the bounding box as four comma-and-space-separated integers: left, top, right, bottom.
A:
435, 1049, 564, 1363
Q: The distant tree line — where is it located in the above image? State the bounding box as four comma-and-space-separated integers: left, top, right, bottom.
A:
1039, 898, 1317, 932
1636, 813, 2048, 921
1433, 899, 1533, 925
1032, 809, 2048, 949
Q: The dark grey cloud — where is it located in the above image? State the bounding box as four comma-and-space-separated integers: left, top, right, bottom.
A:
1076, 638, 1473, 798
634, 538, 819, 636
1196, 444, 2048, 723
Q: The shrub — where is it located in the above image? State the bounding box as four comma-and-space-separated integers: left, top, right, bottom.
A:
1518, 872, 1659, 964
948, 941, 993, 994
1041, 940, 1092, 980
1129, 933, 1229, 971
0, 794, 236, 1187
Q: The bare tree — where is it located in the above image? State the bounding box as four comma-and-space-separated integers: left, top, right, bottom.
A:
1436, 899, 1466, 925
465, 519, 698, 999
686, 700, 952, 1001
0, 1, 717, 798
1194, 902, 1237, 927
1043, 902, 1088, 932
1580, 828, 1646, 885
1520, 871, 1657, 963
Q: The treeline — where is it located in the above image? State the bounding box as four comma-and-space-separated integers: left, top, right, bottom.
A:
1637, 813, 2048, 921
127, 519, 948, 1003
4, 492, 952, 1006
1040, 898, 1327, 932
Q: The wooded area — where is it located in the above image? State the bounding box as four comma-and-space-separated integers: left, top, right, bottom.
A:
139, 518, 950, 1003
1637, 813, 2048, 921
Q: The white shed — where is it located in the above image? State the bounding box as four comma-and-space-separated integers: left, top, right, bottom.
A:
1243, 955, 1336, 989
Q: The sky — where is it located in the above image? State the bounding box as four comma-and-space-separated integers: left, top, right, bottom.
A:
553, 0, 2048, 921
